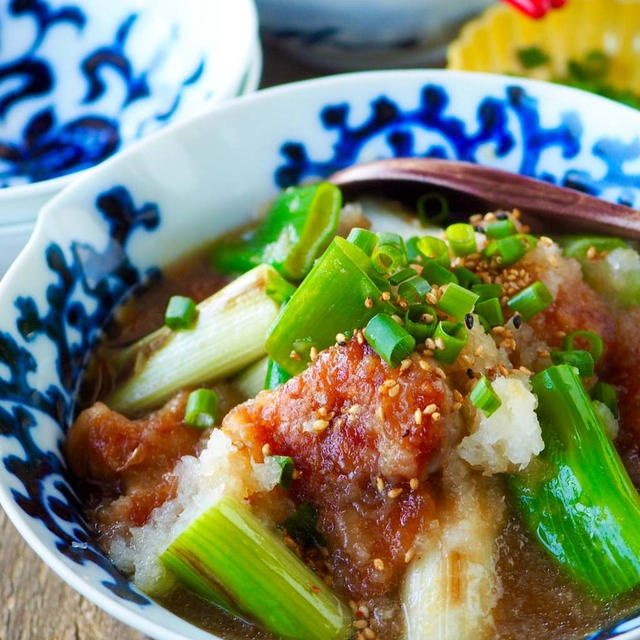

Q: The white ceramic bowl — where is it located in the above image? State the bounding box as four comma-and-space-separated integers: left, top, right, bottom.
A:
0, 0, 258, 220
257, 0, 492, 70
1, 71, 640, 640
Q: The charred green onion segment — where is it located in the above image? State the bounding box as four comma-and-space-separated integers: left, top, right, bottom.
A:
99, 182, 640, 635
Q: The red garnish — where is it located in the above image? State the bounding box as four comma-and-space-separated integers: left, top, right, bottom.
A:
501, 0, 568, 18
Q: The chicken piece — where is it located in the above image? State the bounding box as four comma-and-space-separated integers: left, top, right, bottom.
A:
222, 339, 451, 598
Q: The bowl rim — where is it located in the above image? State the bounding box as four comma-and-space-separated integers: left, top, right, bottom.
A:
0, 0, 258, 202
3, 68, 640, 640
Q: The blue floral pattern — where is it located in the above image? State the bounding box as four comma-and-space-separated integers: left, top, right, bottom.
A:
0, 0, 205, 187
2, 79, 640, 638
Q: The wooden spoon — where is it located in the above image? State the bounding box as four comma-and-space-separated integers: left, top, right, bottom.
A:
330, 158, 640, 240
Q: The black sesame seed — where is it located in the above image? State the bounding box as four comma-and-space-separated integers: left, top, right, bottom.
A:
466, 368, 475, 379
465, 313, 474, 330
474, 225, 485, 233
512, 314, 522, 329
496, 212, 508, 220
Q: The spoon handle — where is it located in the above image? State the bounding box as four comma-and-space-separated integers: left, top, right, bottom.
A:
330, 158, 640, 240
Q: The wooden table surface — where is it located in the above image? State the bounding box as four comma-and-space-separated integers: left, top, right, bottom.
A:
0, 40, 319, 640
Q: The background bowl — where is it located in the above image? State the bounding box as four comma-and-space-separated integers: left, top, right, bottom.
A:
1, 71, 640, 640
257, 0, 492, 70
0, 0, 259, 273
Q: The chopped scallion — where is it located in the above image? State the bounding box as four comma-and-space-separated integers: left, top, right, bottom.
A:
550, 349, 595, 378
389, 267, 418, 286
404, 304, 438, 341
416, 237, 450, 268
485, 219, 517, 239
346, 228, 377, 256
470, 375, 502, 417
165, 295, 197, 330
433, 321, 468, 364
271, 455, 295, 490
398, 276, 431, 305
506, 281, 553, 321
416, 193, 449, 226
422, 260, 458, 286
372, 243, 406, 274
437, 283, 479, 320
364, 313, 416, 367
591, 381, 618, 418
563, 330, 604, 363
472, 283, 503, 301
446, 223, 477, 257
452, 266, 481, 289
265, 358, 293, 390
474, 297, 504, 328
184, 389, 219, 429
484, 235, 527, 267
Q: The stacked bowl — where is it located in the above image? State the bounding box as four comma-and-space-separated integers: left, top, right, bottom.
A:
0, 0, 260, 274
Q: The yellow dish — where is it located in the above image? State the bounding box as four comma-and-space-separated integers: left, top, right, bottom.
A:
447, 0, 640, 107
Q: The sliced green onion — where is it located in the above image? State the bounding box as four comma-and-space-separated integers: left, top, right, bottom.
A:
436, 283, 479, 320
485, 219, 517, 239
433, 321, 468, 364
234, 357, 269, 399
265, 237, 395, 375
416, 193, 449, 226
211, 183, 342, 281
398, 276, 431, 304
416, 237, 450, 268
346, 228, 377, 256
162, 498, 351, 639
270, 455, 295, 490
509, 365, 640, 599
404, 304, 438, 341
108, 265, 288, 415
563, 330, 604, 363
560, 235, 627, 260
452, 266, 481, 289
516, 233, 538, 251
445, 223, 477, 257
484, 235, 527, 267
422, 260, 458, 286
164, 296, 197, 330
591, 381, 618, 418
364, 313, 416, 367
506, 281, 553, 321
475, 297, 504, 328
372, 243, 406, 274
265, 357, 293, 390
184, 389, 219, 429
283, 503, 326, 548
477, 313, 492, 335
472, 283, 503, 301
406, 237, 422, 263
550, 349, 595, 377
388, 267, 418, 286
469, 375, 502, 417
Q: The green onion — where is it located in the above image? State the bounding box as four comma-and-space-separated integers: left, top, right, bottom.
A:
485, 219, 517, 239
271, 455, 295, 490
509, 365, 640, 599
445, 223, 477, 257
483, 235, 527, 267
506, 281, 553, 321
164, 296, 197, 330
517, 45, 550, 69
416, 236, 450, 268
161, 498, 351, 639
406, 237, 422, 263
437, 283, 479, 320
433, 321, 468, 364
211, 183, 342, 281
469, 375, 502, 417
477, 314, 492, 335
372, 243, 406, 274
550, 349, 595, 377
517, 233, 538, 251
416, 193, 449, 226
563, 330, 604, 363
388, 267, 418, 285
364, 313, 416, 367
265, 237, 395, 375
265, 357, 293, 390
591, 381, 618, 418
422, 260, 458, 286
346, 228, 377, 256
452, 266, 481, 289
472, 283, 503, 301
404, 304, 438, 341
234, 357, 269, 399
283, 503, 326, 548
475, 297, 504, 328
560, 235, 627, 261
107, 265, 289, 415
184, 389, 219, 429
398, 276, 431, 304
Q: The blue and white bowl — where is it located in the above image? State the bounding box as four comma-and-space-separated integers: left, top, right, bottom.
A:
257, 0, 492, 70
1, 70, 640, 640
0, 0, 258, 228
